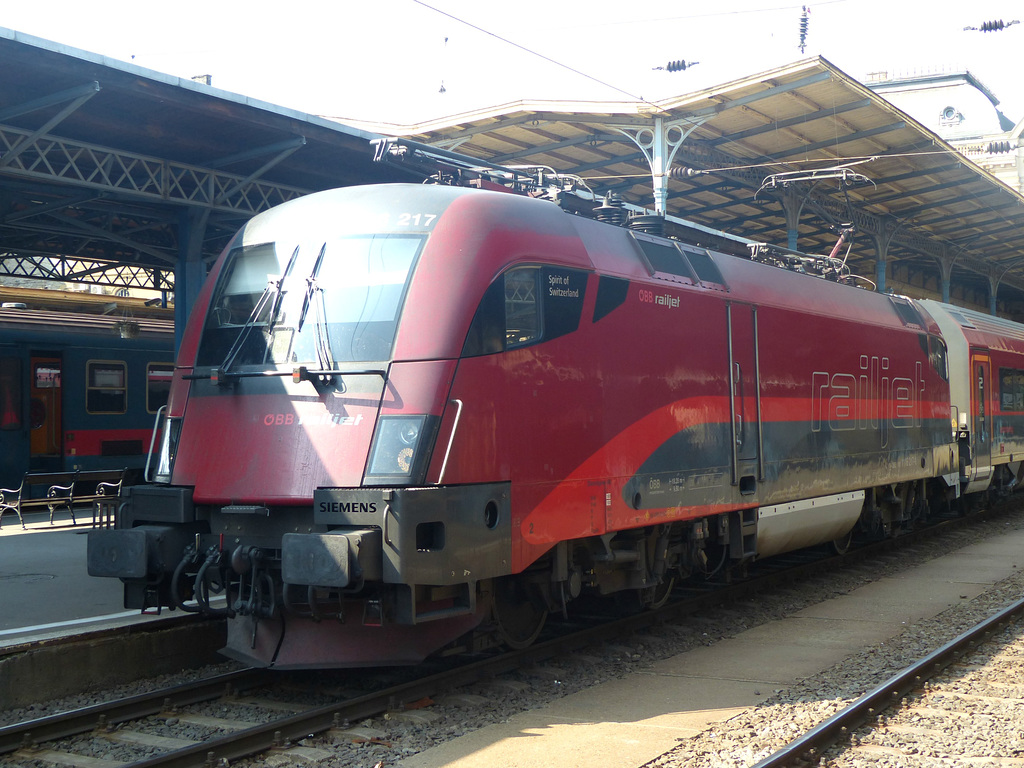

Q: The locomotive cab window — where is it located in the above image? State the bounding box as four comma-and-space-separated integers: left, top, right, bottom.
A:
198, 234, 424, 367
462, 266, 588, 357
86, 361, 127, 414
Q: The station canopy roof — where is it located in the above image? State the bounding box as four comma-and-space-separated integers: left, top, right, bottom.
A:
393, 57, 1024, 304
0, 28, 407, 294
1, 35, 1022, 309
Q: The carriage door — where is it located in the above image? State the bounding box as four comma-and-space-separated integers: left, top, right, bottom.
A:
29, 356, 62, 471
970, 351, 992, 484
727, 303, 761, 494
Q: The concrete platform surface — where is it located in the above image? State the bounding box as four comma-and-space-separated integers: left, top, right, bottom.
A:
0, 509, 162, 649
399, 529, 1024, 768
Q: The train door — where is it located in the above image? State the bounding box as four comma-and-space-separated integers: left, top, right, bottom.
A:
727, 302, 761, 494
29, 356, 62, 472
968, 351, 993, 487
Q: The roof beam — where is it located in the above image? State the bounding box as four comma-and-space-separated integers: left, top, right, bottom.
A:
761, 121, 906, 162
206, 136, 307, 169
0, 122, 310, 215
707, 99, 872, 147
47, 211, 177, 265
0, 81, 101, 122
0, 82, 101, 169
0, 252, 173, 290
490, 133, 620, 163
684, 71, 833, 118
890, 185, 1006, 219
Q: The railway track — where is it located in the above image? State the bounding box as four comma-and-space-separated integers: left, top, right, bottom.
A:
0, 506, 1015, 768
751, 595, 1024, 767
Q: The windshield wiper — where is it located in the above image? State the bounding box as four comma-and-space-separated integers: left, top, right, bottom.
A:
215, 244, 301, 383
297, 243, 326, 332
297, 243, 336, 378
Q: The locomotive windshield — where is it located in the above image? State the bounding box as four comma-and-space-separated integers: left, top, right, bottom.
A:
196, 234, 424, 368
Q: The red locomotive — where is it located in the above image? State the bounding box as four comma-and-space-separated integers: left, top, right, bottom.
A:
88, 168, 1023, 668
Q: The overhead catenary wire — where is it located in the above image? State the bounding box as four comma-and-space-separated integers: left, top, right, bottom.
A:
410, 0, 673, 113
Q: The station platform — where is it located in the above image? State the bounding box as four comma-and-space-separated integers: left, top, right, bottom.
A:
0, 509, 230, 709
400, 527, 1024, 768
0, 508, 164, 651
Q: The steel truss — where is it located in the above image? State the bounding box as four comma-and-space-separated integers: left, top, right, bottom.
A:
0, 252, 172, 291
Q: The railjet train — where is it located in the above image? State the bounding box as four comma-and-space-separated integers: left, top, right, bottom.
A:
88, 173, 1024, 668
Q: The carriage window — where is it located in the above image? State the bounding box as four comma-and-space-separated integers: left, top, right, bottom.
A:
87, 361, 127, 414
0, 357, 21, 430
1000, 368, 1024, 412
147, 363, 174, 413
34, 364, 61, 388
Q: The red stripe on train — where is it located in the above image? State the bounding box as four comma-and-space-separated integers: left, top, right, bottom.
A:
64, 428, 153, 456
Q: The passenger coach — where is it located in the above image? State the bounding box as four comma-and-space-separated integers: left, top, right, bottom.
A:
0, 301, 174, 490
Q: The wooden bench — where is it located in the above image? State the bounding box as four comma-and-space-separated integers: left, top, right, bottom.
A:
0, 468, 126, 528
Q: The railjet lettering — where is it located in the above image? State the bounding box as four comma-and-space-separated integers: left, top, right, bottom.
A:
263, 413, 364, 427
811, 356, 924, 447
548, 273, 579, 298
637, 288, 680, 308
319, 501, 378, 515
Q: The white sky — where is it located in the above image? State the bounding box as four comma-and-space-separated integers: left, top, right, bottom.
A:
3, 1, 1022, 127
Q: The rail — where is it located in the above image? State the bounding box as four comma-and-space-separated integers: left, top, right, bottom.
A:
750, 594, 1024, 768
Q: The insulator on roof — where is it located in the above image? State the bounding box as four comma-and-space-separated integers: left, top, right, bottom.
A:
986, 140, 1017, 154
594, 193, 628, 226
964, 19, 1020, 31
798, 6, 810, 53
628, 214, 665, 236
654, 60, 698, 72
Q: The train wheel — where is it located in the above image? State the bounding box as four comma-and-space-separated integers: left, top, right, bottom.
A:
492, 577, 548, 650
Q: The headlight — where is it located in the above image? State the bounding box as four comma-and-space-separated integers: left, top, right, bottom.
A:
365, 415, 436, 486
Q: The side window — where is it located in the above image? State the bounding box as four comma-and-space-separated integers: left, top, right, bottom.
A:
929, 335, 949, 383
0, 357, 22, 430
504, 268, 541, 348
462, 266, 588, 357
593, 275, 629, 323
87, 360, 127, 414
147, 363, 174, 413
1000, 368, 1024, 412
542, 266, 587, 340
